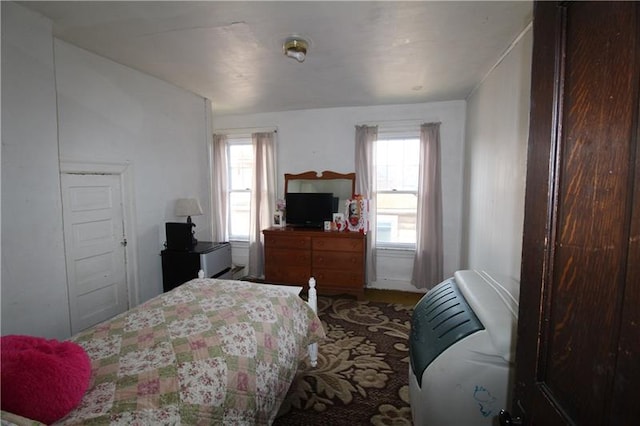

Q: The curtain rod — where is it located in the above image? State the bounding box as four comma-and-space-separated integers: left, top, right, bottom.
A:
213, 126, 278, 135
356, 119, 424, 127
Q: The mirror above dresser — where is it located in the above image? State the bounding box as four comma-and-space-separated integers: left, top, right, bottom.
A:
284, 170, 356, 209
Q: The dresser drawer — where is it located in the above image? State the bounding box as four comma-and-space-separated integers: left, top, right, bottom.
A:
312, 251, 364, 270
264, 248, 310, 267
265, 234, 311, 250
265, 265, 311, 285
312, 236, 364, 252
313, 269, 364, 288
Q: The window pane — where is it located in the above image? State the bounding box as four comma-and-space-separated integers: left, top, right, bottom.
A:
229, 191, 250, 239
376, 192, 417, 244
229, 144, 253, 190
376, 138, 419, 191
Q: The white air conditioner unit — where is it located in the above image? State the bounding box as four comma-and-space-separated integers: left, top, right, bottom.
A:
409, 270, 519, 425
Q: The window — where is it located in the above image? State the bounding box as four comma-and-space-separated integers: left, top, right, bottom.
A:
227, 136, 253, 241
375, 135, 419, 247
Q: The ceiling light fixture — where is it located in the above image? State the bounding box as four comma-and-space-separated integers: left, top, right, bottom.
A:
283, 37, 309, 63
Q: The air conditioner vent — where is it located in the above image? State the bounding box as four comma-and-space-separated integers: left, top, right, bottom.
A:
410, 278, 484, 385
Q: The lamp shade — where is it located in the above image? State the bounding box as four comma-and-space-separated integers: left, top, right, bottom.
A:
175, 198, 203, 217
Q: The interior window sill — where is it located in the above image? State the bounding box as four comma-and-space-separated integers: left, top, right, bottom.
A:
376, 245, 416, 253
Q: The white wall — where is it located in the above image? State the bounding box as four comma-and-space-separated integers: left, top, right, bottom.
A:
55, 40, 212, 303
462, 25, 532, 283
213, 101, 466, 291
1, 3, 212, 338
1, 2, 70, 339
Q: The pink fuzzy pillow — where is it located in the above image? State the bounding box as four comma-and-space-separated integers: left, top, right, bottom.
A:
1, 335, 92, 424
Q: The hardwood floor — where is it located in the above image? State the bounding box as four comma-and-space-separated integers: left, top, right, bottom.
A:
364, 289, 425, 306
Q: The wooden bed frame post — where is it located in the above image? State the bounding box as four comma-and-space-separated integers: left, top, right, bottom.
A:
308, 277, 318, 367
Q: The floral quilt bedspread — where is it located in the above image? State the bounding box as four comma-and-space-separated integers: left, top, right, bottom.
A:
55, 278, 324, 425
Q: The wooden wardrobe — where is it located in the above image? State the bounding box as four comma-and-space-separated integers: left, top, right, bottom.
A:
506, 2, 639, 424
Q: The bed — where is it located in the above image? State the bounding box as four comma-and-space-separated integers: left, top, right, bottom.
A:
1, 275, 324, 425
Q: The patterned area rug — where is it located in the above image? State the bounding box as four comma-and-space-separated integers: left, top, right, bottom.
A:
273, 296, 414, 425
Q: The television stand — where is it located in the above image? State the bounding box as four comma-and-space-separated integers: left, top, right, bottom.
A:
263, 227, 366, 299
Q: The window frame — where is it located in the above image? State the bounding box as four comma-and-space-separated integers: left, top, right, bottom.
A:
374, 131, 420, 250
226, 135, 253, 242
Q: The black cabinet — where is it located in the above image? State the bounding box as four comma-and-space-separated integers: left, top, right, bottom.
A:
161, 242, 232, 292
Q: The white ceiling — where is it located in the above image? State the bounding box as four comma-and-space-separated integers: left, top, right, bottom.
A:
22, 1, 533, 116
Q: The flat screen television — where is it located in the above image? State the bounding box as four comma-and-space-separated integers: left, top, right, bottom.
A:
285, 192, 334, 228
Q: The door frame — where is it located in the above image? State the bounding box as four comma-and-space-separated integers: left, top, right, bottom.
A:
60, 160, 139, 309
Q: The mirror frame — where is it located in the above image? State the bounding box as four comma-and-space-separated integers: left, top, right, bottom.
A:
284, 170, 356, 199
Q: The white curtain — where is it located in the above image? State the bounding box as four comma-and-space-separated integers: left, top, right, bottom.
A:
210, 134, 228, 242
248, 131, 276, 277
411, 122, 443, 289
354, 125, 378, 283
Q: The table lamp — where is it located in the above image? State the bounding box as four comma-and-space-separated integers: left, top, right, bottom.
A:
175, 198, 203, 246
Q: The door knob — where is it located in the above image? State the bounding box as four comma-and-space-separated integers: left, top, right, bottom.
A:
499, 410, 522, 426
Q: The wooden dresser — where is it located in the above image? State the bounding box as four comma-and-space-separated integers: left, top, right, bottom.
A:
263, 227, 366, 299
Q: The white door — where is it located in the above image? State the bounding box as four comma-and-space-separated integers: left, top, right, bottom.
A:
61, 173, 128, 333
